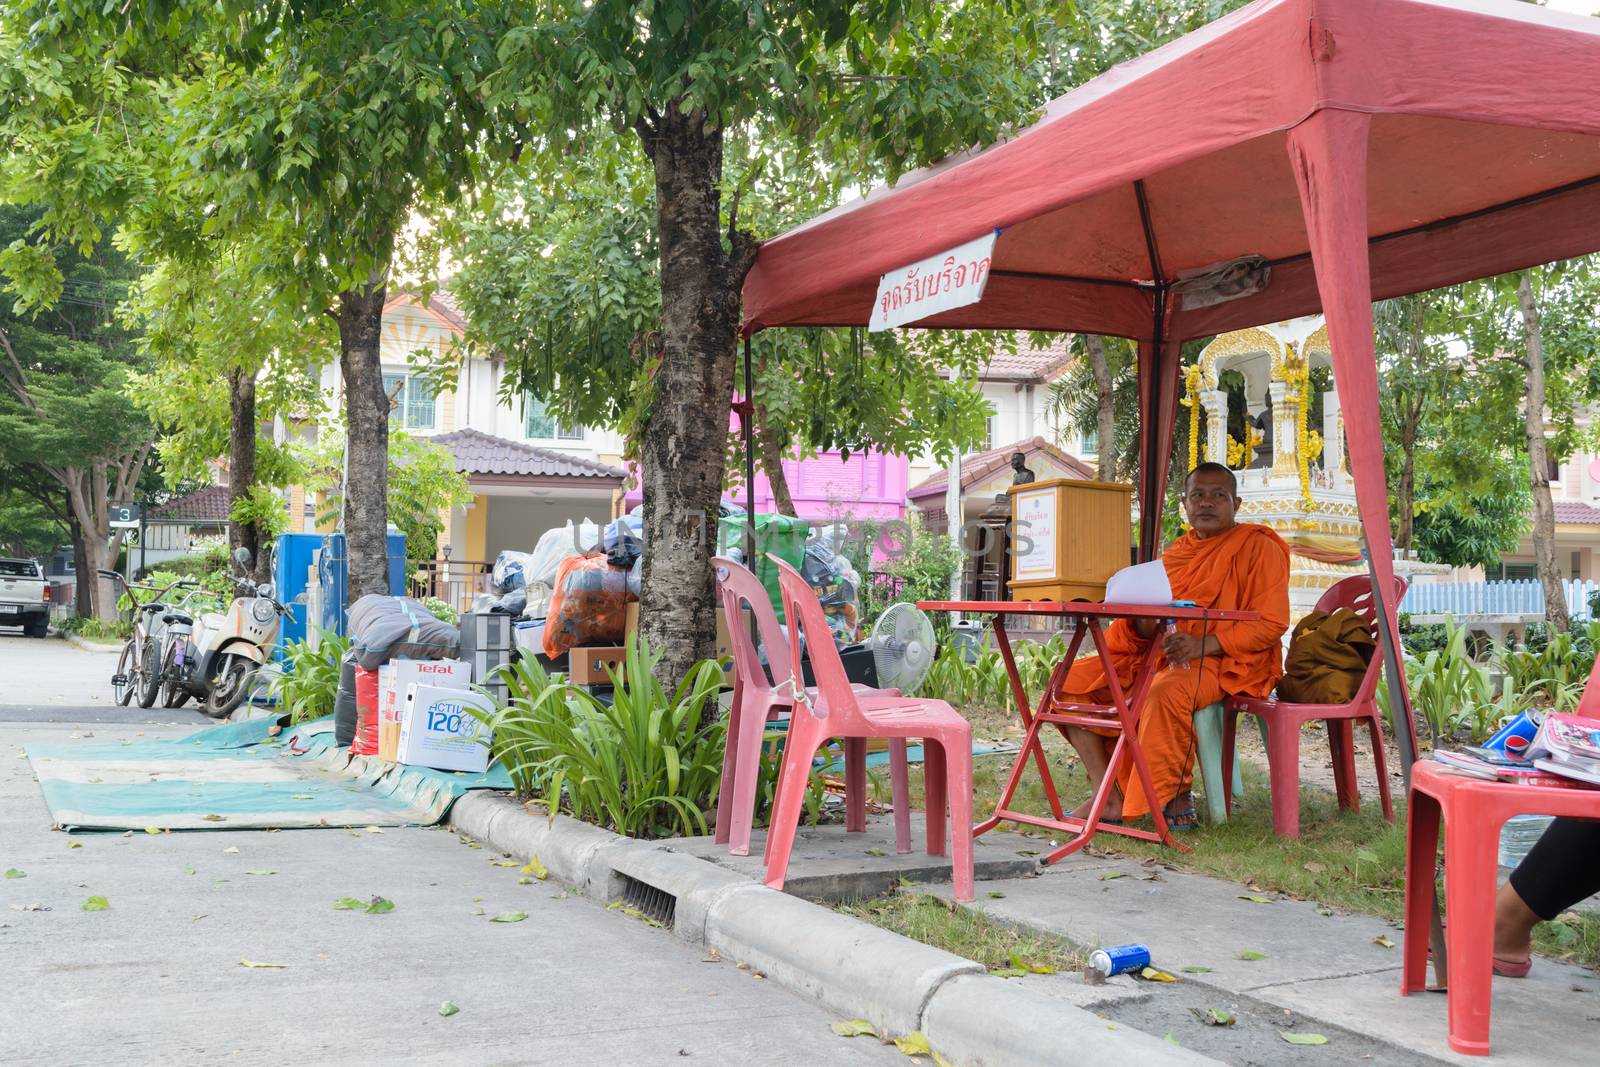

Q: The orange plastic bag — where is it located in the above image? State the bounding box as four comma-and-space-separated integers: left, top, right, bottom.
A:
543, 553, 631, 658
351, 667, 381, 755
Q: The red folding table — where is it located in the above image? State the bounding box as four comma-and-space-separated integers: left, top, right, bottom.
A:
918, 600, 1259, 865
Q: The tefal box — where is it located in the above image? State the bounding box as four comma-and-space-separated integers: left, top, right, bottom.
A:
379, 659, 470, 760
397, 683, 494, 773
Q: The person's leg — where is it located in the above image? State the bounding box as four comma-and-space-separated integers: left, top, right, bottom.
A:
1500, 818, 1600, 962
1115, 662, 1225, 822
1066, 726, 1120, 820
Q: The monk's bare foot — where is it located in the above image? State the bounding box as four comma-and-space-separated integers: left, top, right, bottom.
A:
1072, 788, 1122, 823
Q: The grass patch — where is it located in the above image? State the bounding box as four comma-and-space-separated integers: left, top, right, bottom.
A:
887, 727, 1600, 971
837, 891, 1085, 974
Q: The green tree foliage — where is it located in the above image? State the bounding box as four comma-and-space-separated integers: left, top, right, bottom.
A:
0, 205, 152, 618
479, 0, 1047, 691
3, 0, 512, 601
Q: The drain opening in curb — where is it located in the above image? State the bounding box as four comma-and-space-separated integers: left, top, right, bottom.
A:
618, 873, 677, 928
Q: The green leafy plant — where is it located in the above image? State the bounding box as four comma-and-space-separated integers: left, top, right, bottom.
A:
267, 629, 352, 725
420, 596, 459, 626
477, 639, 727, 838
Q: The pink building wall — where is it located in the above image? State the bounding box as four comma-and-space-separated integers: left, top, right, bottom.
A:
624, 449, 909, 523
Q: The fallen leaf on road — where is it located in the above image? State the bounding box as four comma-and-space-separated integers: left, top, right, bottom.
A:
68, 841, 82, 849
201, 814, 225, 822
1181, 966, 1213, 974
246, 869, 276, 876
239, 960, 286, 969
988, 891, 1005, 899
490, 859, 519, 867
223, 846, 240, 854
522, 856, 549, 880
1100, 871, 1126, 881
183, 864, 195, 875
80, 896, 109, 911
4, 868, 24, 879
991, 967, 1028, 978
830, 1019, 875, 1038
517, 877, 533, 885
365, 897, 394, 914
1374, 934, 1395, 949
1016, 850, 1039, 857
1281, 1032, 1329, 1045
438, 1000, 459, 1018
1317, 906, 1334, 917
1008, 952, 1057, 975
894, 1032, 931, 1055
489, 911, 528, 923
1139, 966, 1179, 983
1237, 894, 1273, 904
332, 898, 365, 910
1237, 949, 1268, 961
191, 914, 207, 921
1190, 1008, 1236, 1027
864, 848, 885, 857
702, 949, 720, 963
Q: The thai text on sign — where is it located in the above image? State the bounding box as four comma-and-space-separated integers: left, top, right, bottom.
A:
867, 231, 997, 332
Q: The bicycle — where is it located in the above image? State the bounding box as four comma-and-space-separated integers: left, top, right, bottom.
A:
99, 570, 196, 708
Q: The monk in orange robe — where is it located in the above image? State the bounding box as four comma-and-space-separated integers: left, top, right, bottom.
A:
1061, 462, 1289, 827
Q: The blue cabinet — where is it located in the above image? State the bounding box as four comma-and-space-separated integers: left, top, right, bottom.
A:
274, 531, 406, 657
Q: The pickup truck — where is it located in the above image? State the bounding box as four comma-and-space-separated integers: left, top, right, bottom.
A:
0, 558, 51, 637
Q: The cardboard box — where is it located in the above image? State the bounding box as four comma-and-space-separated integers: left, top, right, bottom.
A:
568, 646, 626, 685
397, 683, 495, 773
379, 659, 471, 760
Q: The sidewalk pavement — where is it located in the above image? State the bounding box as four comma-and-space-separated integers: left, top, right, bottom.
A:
930, 846, 1600, 1066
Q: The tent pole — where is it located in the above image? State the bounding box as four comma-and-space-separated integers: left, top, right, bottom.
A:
1287, 109, 1419, 782
742, 335, 757, 570
1133, 180, 1174, 562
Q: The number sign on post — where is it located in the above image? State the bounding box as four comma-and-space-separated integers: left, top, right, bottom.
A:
867, 231, 997, 332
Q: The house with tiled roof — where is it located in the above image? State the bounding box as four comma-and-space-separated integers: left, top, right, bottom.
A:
137, 485, 232, 568
1490, 461, 1600, 582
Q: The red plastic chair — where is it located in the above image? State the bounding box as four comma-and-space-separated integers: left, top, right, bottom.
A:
1403, 761, 1600, 1055
1223, 574, 1406, 838
764, 556, 975, 902
710, 557, 911, 858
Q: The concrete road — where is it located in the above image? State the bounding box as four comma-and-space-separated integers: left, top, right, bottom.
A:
0, 642, 902, 1066
0, 632, 208, 723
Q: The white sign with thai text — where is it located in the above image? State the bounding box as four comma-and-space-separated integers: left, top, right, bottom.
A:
867, 231, 997, 332
1012, 487, 1057, 581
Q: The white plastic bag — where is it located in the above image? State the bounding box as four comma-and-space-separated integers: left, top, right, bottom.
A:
526, 520, 600, 587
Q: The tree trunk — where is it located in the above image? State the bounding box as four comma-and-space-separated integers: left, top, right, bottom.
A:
1395, 405, 1418, 553
67, 509, 89, 617
226, 368, 271, 583
1084, 334, 1117, 481
1517, 272, 1569, 633
755, 413, 796, 517
634, 105, 759, 700
337, 277, 391, 603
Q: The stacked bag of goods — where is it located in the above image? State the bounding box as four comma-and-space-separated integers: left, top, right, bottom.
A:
338, 595, 461, 754
800, 538, 863, 643
476, 551, 534, 618
542, 552, 632, 658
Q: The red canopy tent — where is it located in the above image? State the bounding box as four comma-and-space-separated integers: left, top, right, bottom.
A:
741, 0, 1600, 771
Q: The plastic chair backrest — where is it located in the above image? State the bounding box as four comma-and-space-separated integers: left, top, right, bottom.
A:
1311, 574, 1409, 705
771, 555, 863, 727
1577, 651, 1600, 718
712, 556, 791, 692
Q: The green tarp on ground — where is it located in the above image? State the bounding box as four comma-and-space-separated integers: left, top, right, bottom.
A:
25, 716, 512, 832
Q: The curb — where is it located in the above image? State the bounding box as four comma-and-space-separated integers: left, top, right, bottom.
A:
449, 792, 1219, 1066
64, 634, 124, 654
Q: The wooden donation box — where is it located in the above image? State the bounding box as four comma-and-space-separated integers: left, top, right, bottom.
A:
1007, 478, 1134, 602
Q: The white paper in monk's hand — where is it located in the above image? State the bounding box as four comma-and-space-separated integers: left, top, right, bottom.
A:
1103, 560, 1173, 606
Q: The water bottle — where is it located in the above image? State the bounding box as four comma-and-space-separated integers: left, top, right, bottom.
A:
1498, 814, 1554, 870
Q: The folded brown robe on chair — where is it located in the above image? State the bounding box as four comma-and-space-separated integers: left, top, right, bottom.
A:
1275, 608, 1375, 705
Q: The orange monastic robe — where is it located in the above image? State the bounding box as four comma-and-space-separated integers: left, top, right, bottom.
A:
1058, 522, 1290, 819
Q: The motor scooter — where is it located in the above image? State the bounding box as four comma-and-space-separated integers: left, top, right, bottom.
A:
168, 547, 290, 718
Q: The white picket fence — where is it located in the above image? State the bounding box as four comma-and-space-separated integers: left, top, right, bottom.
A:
1400, 578, 1599, 620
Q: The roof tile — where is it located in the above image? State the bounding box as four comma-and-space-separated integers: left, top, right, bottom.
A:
433, 428, 626, 480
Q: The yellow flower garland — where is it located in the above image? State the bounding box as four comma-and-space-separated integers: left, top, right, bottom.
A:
1180, 365, 1202, 471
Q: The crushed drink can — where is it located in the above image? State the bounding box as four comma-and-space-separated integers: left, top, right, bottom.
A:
1483, 710, 1541, 758
1089, 943, 1151, 978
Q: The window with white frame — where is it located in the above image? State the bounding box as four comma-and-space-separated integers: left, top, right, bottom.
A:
382, 370, 437, 431
1080, 426, 1099, 456
523, 394, 584, 442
